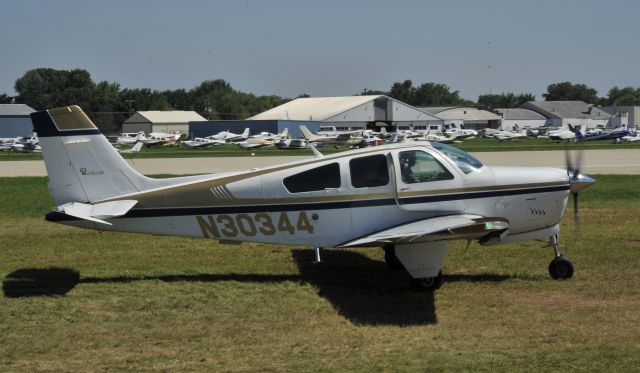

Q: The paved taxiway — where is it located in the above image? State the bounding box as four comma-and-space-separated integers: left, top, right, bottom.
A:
1, 149, 639, 177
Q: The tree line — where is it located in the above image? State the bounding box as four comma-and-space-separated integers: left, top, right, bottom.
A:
2, 68, 640, 131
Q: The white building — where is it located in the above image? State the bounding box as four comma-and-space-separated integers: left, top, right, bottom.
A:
494, 108, 547, 131
600, 106, 639, 129
122, 111, 207, 134
520, 101, 615, 129
419, 107, 502, 131
249, 95, 443, 133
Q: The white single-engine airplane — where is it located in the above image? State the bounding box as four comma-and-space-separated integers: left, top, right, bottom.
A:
32, 106, 596, 289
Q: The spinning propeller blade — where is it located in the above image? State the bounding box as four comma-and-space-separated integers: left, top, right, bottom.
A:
565, 149, 595, 241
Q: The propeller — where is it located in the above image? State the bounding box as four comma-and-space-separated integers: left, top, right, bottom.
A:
565, 149, 596, 240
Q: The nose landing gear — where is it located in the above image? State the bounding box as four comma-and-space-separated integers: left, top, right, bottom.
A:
547, 235, 574, 280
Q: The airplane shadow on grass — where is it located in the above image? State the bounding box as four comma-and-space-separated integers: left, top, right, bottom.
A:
3, 249, 513, 326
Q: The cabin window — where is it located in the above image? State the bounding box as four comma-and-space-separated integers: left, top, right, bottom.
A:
399, 150, 454, 184
350, 154, 389, 188
283, 163, 341, 193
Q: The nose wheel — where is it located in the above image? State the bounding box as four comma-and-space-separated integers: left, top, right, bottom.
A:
547, 235, 574, 280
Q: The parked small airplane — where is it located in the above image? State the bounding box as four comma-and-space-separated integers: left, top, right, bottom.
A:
116, 132, 140, 145
181, 137, 226, 148
484, 128, 528, 141
207, 128, 251, 143
236, 128, 290, 149
299, 125, 363, 147
414, 131, 459, 144
236, 138, 275, 149
580, 128, 629, 142
10, 134, 41, 153
31, 106, 596, 290
444, 126, 478, 139
548, 124, 582, 142
622, 131, 640, 143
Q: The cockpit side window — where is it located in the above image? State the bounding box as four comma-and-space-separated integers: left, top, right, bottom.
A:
283, 163, 341, 193
399, 150, 454, 184
350, 154, 389, 188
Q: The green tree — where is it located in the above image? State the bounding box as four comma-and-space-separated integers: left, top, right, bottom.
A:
359, 88, 385, 95
0, 93, 13, 104
14, 68, 100, 110
413, 82, 469, 106
605, 86, 640, 106
543, 82, 599, 103
478, 93, 535, 108
119, 88, 170, 112
163, 89, 193, 110
388, 80, 415, 104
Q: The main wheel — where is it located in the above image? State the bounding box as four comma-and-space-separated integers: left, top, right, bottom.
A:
548, 257, 574, 280
410, 270, 444, 291
383, 245, 404, 271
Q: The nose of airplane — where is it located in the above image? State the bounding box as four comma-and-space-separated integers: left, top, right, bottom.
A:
569, 172, 596, 193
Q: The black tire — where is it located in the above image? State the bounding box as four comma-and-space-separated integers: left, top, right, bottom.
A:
410, 270, 444, 291
383, 245, 404, 271
548, 257, 574, 280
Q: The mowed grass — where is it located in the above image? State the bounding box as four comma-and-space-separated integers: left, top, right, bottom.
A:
1, 176, 639, 371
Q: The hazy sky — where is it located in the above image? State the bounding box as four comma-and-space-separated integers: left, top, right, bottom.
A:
2, 0, 639, 101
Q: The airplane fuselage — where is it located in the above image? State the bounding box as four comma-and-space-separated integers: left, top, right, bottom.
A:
48, 143, 570, 249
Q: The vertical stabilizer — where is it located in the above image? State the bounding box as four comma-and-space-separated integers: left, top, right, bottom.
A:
299, 125, 320, 141
31, 106, 161, 205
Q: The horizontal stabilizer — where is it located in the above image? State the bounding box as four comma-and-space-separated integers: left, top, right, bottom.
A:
57, 200, 138, 225
339, 214, 509, 247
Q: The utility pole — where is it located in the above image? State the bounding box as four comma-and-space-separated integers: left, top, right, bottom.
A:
125, 99, 135, 115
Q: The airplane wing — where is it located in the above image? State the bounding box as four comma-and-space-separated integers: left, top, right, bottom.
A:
338, 215, 509, 247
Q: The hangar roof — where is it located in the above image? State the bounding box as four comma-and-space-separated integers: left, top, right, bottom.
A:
124, 111, 206, 124
248, 95, 385, 121
0, 104, 36, 116
494, 108, 546, 120
419, 107, 456, 115
418, 107, 501, 120
521, 101, 611, 119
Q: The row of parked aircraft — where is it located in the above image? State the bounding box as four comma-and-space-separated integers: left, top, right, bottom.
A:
483, 124, 635, 143
176, 126, 479, 151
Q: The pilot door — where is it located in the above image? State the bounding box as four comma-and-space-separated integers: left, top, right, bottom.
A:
391, 148, 465, 213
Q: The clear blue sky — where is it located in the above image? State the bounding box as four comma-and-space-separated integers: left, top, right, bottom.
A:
2, 0, 639, 101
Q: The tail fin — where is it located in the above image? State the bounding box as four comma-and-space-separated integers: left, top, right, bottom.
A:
242, 128, 250, 139
279, 128, 289, 139
299, 125, 320, 141
31, 105, 160, 205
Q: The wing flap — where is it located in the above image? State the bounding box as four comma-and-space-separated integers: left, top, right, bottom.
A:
58, 200, 138, 226
339, 215, 509, 247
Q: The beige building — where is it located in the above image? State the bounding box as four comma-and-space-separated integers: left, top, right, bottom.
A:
122, 111, 206, 134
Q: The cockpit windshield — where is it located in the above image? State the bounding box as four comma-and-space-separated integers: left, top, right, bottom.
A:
430, 142, 484, 174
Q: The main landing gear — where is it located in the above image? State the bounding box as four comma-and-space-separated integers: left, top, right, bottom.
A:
547, 235, 574, 280
383, 245, 444, 291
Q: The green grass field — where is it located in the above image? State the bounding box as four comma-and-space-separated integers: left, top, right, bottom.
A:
2, 137, 640, 161
1, 176, 639, 371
